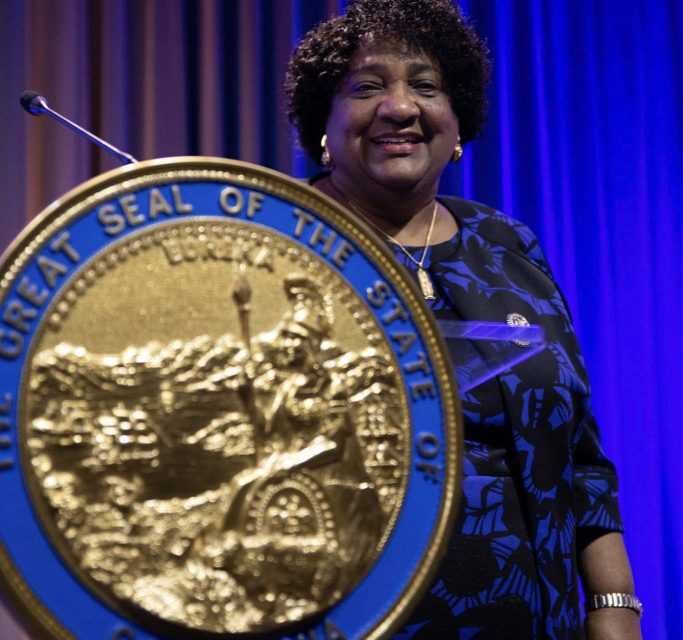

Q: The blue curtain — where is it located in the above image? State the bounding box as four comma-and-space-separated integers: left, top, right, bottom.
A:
441, 3, 682, 638
1, 1, 680, 638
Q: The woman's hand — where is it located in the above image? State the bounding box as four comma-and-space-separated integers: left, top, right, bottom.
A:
585, 608, 642, 640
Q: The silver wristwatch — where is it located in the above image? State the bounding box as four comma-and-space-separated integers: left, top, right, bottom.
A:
586, 592, 644, 617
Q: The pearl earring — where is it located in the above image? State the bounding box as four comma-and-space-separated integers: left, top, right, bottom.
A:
320, 134, 331, 166
453, 138, 464, 162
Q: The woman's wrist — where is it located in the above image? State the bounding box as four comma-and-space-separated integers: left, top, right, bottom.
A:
579, 534, 642, 639
585, 606, 642, 640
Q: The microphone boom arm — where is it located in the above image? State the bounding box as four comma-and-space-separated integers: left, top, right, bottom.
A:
20, 91, 137, 165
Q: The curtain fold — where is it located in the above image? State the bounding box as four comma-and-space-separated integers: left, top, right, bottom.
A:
0, 2, 680, 638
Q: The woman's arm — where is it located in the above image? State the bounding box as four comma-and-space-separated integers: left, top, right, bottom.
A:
579, 532, 642, 640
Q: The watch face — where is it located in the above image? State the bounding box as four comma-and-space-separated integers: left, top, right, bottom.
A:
0, 157, 461, 640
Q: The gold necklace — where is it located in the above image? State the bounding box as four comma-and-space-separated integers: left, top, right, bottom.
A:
368, 202, 438, 300
329, 181, 439, 300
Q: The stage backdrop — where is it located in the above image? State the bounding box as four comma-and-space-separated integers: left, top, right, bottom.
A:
1, 1, 681, 638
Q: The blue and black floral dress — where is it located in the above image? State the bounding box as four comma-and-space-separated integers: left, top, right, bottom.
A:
394, 197, 623, 640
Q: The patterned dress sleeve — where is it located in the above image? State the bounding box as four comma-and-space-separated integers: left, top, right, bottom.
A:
572, 405, 623, 543
501, 210, 624, 541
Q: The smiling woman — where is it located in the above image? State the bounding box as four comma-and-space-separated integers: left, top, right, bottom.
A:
286, 1, 642, 639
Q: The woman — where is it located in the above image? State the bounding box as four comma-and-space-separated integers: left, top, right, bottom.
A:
286, 0, 642, 638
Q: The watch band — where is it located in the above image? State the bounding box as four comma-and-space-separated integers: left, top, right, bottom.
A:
586, 592, 644, 617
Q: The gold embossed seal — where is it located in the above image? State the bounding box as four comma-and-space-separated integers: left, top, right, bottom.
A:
0, 158, 461, 640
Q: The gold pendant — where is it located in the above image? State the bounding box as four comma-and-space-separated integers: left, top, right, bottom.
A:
417, 267, 436, 300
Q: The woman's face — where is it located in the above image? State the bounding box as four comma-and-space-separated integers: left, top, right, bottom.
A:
326, 44, 459, 197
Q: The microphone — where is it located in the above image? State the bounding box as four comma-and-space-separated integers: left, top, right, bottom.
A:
20, 90, 138, 165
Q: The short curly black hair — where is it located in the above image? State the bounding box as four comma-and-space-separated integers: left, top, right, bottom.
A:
285, 0, 491, 164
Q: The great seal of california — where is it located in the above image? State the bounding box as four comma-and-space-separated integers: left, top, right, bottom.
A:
0, 157, 461, 640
